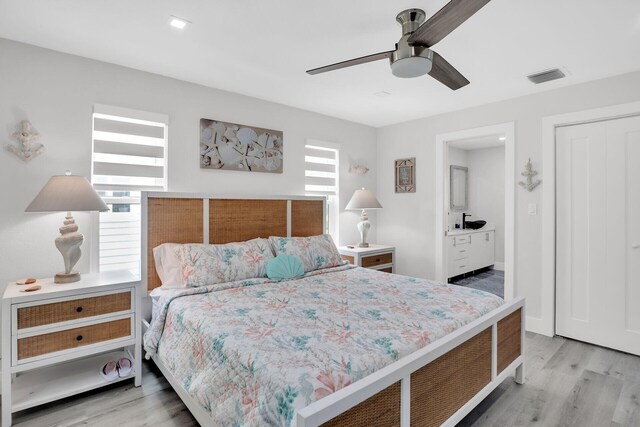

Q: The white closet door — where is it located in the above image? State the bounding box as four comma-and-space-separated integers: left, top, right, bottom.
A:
556, 115, 640, 355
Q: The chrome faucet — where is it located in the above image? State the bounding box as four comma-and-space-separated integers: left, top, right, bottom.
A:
462, 213, 471, 229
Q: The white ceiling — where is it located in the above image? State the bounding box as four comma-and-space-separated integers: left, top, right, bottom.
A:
1, 0, 640, 127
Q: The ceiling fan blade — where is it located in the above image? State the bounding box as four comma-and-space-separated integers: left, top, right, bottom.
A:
428, 51, 469, 90
408, 0, 491, 47
306, 51, 394, 75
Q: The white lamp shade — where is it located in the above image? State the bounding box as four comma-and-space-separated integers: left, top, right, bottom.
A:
25, 175, 109, 213
345, 188, 382, 210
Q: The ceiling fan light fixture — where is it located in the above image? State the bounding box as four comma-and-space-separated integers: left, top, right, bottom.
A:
391, 56, 432, 78
390, 46, 433, 78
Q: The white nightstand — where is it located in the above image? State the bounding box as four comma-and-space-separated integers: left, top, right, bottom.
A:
338, 244, 395, 273
1, 270, 142, 426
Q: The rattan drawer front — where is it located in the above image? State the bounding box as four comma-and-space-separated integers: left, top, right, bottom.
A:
17, 318, 131, 361
379, 267, 393, 273
361, 252, 393, 268
17, 291, 131, 330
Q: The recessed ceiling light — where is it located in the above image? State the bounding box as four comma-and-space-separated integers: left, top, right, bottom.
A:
169, 16, 190, 29
499, 136, 506, 141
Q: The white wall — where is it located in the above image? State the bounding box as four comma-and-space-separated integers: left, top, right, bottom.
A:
448, 147, 467, 168
376, 70, 640, 327
0, 39, 377, 294
466, 147, 505, 263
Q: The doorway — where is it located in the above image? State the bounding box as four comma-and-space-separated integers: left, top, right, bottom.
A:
435, 122, 515, 301
447, 136, 506, 297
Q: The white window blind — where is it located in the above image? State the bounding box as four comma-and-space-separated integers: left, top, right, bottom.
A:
305, 142, 339, 242
91, 105, 168, 274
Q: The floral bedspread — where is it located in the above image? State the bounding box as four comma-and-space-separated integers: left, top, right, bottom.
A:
144, 265, 503, 426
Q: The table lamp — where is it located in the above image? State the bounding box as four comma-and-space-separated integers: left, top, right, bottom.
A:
345, 187, 382, 248
25, 172, 109, 283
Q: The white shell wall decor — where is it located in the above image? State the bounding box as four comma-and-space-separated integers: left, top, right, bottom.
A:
6, 120, 45, 162
349, 164, 369, 174
518, 157, 541, 192
200, 118, 283, 173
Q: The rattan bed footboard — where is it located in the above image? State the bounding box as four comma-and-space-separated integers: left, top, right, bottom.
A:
298, 300, 525, 427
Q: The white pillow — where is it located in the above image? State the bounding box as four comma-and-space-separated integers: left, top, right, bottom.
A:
153, 243, 185, 288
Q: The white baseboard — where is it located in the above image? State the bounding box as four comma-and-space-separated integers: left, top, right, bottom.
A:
492, 262, 505, 271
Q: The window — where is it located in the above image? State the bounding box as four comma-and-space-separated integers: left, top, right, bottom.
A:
304, 141, 339, 243
91, 105, 168, 274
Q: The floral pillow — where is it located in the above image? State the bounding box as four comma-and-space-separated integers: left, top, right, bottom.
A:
173, 238, 274, 287
268, 234, 344, 273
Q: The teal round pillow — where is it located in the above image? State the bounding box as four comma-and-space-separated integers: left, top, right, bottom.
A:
267, 254, 304, 281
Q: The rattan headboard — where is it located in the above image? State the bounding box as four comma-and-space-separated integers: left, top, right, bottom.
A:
141, 192, 326, 292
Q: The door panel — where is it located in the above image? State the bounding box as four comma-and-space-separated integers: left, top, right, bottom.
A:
557, 124, 604, 326
623, 127, 640, 333
569, 133, 594, 322
556, 116, 640, 355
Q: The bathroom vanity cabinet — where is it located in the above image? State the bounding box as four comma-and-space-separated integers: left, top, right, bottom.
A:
447, 228, 495, 279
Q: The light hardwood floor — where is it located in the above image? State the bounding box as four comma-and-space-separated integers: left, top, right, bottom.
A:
8, 333, 640, 426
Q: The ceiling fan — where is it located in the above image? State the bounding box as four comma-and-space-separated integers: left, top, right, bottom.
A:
306, 0, 491, 90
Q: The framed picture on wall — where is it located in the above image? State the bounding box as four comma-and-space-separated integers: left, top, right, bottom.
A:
200, 118, 283, 173
395, 157, 416, 193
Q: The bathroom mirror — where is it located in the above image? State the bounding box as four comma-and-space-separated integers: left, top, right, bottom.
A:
450, 165, 468, 211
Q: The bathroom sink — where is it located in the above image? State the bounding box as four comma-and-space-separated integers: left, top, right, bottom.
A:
464, 220, 487, 230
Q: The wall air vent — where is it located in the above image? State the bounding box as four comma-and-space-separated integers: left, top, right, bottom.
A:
527, 68, 566, 84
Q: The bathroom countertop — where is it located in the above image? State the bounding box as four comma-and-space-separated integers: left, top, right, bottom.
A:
447, 226, 495, 236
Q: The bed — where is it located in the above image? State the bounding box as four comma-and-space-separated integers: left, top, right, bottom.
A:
141, 193, 524, 427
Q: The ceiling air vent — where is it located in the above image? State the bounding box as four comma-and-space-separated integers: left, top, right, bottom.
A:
527, 68, 566, 84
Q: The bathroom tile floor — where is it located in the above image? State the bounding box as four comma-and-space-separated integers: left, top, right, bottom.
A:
450, 268, 504, 298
